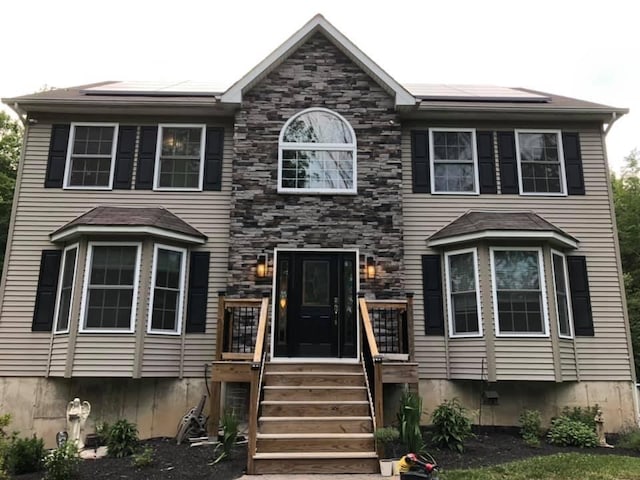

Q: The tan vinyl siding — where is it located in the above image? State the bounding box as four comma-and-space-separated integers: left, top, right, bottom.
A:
0, 121, 232, 377
48, 336, 68, 376
448, 339, 487, 379
559, 339, 578, 381
402, 122, 632, 382
141, 336, 182, 376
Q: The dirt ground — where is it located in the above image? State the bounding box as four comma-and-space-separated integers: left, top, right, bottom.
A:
13, 430, 640, 479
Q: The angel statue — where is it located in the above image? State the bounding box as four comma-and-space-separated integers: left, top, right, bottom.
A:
66, 398, 91, 449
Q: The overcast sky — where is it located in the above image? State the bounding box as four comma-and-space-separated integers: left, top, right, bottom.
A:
2, 0, 637, 172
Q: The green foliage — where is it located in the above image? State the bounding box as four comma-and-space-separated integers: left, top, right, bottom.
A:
106, 419, 138, 458
0, 112, 21, 274
4, 435, 45, 474
44, 441, 79, 480
95, 420, 110, 445
397, 390, 425, 453
616, 426, 640, 451
213, 410, 239, 464
547, 416, 598, 447
518, 409, 543, 447
430, 398, 473, 452
131, 445, 154, 468
560, 405, 598, 432
374, 427, 400, 458
0, 414, 13, 479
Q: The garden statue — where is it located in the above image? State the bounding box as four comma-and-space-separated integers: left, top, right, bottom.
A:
66, 397, 91, 449
594, 407, 613, 448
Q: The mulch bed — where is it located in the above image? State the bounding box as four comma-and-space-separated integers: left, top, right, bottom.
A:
13, 430, 640, 479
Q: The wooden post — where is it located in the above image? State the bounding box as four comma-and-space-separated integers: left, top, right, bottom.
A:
208, 378, 221, 438
246, 367, 260, 474
406, 292, 415, 362
374, 359, 384, 429
215, 291, 226, 361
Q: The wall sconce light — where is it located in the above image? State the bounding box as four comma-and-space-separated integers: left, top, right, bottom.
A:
256, 253, 268, 278
365, 256, 376, 280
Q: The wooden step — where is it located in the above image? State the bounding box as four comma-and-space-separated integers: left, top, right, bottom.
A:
266, 362, 362, 373
261, 400, 370, 417
258, 416, 373, 434
256, 433, 374, 453
253, 452, 379, 474
264, 371, 365, 386
263, 385, 367, 401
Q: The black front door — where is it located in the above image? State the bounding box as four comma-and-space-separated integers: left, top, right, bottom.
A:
274, 251, 357, 358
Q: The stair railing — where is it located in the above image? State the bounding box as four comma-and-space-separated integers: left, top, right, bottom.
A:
358, 294, 384, 432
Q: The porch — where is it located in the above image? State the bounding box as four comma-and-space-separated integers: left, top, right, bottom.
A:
209, 292, 418, 474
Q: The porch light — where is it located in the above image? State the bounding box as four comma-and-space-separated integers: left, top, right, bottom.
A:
366, 256, 376, 280
256, 253, 268, 278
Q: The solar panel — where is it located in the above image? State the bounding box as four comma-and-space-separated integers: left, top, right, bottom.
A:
404, 84, 550, 102
81, 80, 227, 96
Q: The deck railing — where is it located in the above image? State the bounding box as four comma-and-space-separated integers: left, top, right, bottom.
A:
216, 293, 264, 360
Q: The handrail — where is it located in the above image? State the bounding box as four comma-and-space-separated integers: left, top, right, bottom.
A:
359, 297, 380, 358
252, 296, 270, 364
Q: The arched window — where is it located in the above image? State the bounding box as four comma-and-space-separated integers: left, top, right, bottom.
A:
278, 108, 357, 194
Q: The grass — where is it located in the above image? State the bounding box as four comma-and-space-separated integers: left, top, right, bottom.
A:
442, 453, 640, 480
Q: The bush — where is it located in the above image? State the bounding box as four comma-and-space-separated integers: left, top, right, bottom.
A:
107, 419, 138, 458
547, 416, 598, 447
397, 391, 425, 454
375, 427, 400, 458
519, 409, 543, 447
131, 446, 154, 468
44, 442, 79, 480
94, 421, 110, 445
213, 410, 239, 464
561, 405, 599, 432
5, 435, 45, 474
0, 414, 13, 479
430, 398, 473, 453
617, 426, 640, 451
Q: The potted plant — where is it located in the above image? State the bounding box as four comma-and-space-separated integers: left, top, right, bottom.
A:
374, 426, 400, 476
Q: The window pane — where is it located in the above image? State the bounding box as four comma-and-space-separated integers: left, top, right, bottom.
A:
56, 247, 77, 332
518, 132, 562, 193
158, 127, 203, 188
553, 254, 571, 336
432, 131, 475, 192
448, 252, 478, 335
73, 126, 114, 155
150, 248, 184, 332
281, 150, 353, 189
434, 164, 475, 192
453, 292, 478, 334
494, 251, 540, 290
302, 260, 330, 306
283, 111, 352, 144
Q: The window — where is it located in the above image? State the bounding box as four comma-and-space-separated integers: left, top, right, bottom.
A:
278, 108, 357, 194
445, 248, 481, 337
155, 124, 205, 190
430, 129, 478, 194
551, 251, 573, 338
516, 130, 566, 195
148, 245, 186, 334
491, 248, 549, 336
53, 244, 78, 333
80, 243, 140, 332
64, 123, 118, 188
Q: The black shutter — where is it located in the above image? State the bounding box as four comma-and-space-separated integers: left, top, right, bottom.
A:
32, 250, 62, 332
477, 131, 497, 194
113, 126, 137, 189
411, 130, 430, 193
567, 256, 594, 336
497, 131, 519, 194
186, 251, 210, 333
562, 132, 585, 195
204, 127, 224, 191
422, 254, 444, 335
45, 125, 70, 188
135, 126, 158, 190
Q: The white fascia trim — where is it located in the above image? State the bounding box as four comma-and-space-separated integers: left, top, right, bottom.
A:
428, 230, 578, 249
220, 14, 415, 107
147, 243, 187, 335
153, 124, 206, 191
551, 249, 575, 339
444, 247, 483, 338
50, 226, 205, 245
53, 243, 79, 334
429, 128, 479, 195
515, 129, 568, 196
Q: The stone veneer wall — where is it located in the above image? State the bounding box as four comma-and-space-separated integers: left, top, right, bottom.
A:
227, 32, 404, 298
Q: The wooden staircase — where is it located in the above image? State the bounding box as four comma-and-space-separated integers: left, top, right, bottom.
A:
252, 362, 379, 474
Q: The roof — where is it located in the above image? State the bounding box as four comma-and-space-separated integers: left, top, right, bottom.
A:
50, 206, 206, 244
427, 211, 578, 249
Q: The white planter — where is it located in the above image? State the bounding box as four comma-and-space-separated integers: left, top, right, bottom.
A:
379, 459, 393, 476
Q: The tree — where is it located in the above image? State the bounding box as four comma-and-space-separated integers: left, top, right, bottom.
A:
611, 149, 640, 379
0, 111, 22, 274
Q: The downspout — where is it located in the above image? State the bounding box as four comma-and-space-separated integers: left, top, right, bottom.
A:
604, 112, 620, 137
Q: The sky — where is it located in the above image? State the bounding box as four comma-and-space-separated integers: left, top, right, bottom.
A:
1, 0, 638, 172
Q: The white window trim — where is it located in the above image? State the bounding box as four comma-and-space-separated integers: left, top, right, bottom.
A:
63, 123, 119, 190
277, 107, 357, 195
79, 241, 142, 334
515, 129, 568, 197
53, 243, 79, 334
551, 249, 575, 339
490, 246, 550, 338
147, 244, 187, 335
444, 247, 482, 338
429, 128, 479, 195
153, 124, 206, 191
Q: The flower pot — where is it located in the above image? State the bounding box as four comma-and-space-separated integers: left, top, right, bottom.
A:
379, 459, 393, 476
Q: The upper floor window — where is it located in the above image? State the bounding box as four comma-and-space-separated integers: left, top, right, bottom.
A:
278, 108, 357, 194
64, 123, 118, 189
430, 129, 478, 194
516, 130, 567, 195
148, 244, 187, 335
445, 248, 481, 337
155, 124, 206, 190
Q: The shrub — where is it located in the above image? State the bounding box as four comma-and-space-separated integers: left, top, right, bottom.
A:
519, 409, 543, 447
397, 391, 425, 454
561, 405, 599, 432
547, 416, 598, 447
430, 398, 473, 453
213, 410, 239, 464
0, 414, 13, 479
44, 442, 79, 480
107, 419, 138, 458
374, 427, 400, 458
617, 426, 640, 451
5, 435, 45, 474
94, 421, 110, 445
131, 446, 154, 468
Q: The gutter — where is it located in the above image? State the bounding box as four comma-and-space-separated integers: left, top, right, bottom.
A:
604, 111, 622, 136
7, 102, 28, 126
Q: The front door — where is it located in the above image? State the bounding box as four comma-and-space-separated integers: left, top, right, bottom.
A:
274, 251, 357, 358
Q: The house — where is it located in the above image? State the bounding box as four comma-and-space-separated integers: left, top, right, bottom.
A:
1, 14, 636, 474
